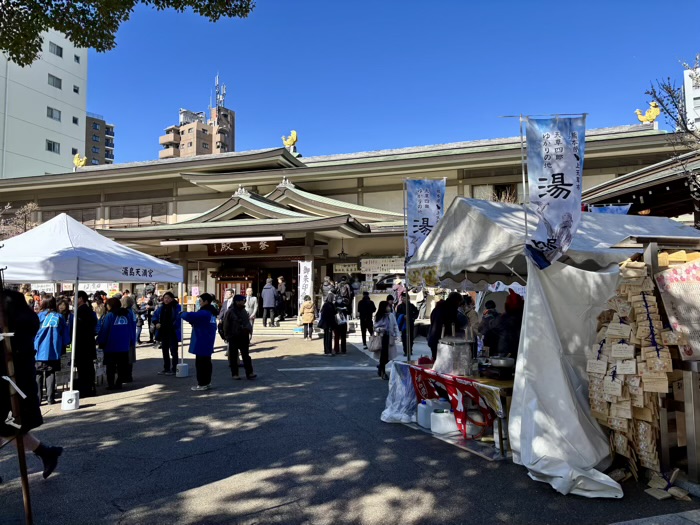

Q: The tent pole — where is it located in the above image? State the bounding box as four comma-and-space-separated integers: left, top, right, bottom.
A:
520, 115, 529, 243
68, 279, 79, 392
178, 282, 184, 365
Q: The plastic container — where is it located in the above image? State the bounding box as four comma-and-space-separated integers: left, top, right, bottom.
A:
426, 398, 451, 412
431, 409, 459, 434
493, 418, 509, 450
417, 400, 432, 429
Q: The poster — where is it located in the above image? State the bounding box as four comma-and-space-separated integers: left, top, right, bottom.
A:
525, 116, 586, 269
298, 260, 314, 310
333, 263, 359, 274
360, 257, 405, 275
406, 179, 446, 263
655, 261, 700, 360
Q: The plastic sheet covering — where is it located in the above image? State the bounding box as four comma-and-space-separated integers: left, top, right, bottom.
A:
381, 361, 418, 424
509, 259, 623, 498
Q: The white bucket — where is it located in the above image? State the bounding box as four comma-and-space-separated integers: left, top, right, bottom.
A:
176, 362, 189, 378
61, 390, 80, 411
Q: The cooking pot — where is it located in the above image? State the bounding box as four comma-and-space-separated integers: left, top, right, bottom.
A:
487, 356, 515, 368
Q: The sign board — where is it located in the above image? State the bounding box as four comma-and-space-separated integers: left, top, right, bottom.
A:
208, 241, 277, 256
191, 286, 200, 297
298, 260, 314, 310
77, 282, 120, 294
360, 257, 405, 275
656, 261, 700, 360
333, 263, 359, 274
31, 283, 57, 294
406, 179, 445, 262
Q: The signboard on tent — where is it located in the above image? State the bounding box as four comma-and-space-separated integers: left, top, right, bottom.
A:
298, 260, 313, 311
525, 116, 586, 269
405, 179, 446, 264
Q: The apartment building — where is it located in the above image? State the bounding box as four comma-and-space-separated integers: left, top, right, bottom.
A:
85, 113, 115, 165
0, 30, 88, 178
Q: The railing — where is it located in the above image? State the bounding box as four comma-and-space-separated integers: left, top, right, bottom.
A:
87, 111, 104, 120
105, 153, 114, 160
105, 141, 115, 148
105, 129, 115, 137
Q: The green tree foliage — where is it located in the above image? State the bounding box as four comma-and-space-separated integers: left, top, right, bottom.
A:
0, 1, 255, 67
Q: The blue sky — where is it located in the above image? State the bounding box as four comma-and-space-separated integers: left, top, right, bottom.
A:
88, 0, 700, 163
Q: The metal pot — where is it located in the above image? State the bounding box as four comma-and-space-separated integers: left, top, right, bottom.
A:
488, 356, 515, 368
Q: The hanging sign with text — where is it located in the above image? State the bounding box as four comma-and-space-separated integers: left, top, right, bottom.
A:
298, 260, 314, 310
208, 241, 277, 256
360, 257, 405, 275
406, 179, 445, 263
525, 116, 586, 269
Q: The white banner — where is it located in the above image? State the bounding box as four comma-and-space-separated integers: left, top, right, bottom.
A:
298, 260, 314, 309
31, 283, 56, 294
360, 257, 405, 275
406, 179, 446, 262
525, 116, 586, 269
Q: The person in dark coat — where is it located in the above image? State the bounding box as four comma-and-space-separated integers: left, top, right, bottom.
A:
478, 300, 501, 356
75, 291, 97, 398
261, 278, 277, 327
427, 292, 466, 361
0, 290, 63, 481
317, 293, 337, 356
333, 296, 349, 354
396, 292, 419, 356
357, 291, 376, 349
182, 293, 218, 390
223, 295, 256, 379
152, 292, 182, 375
497, 291, 524, 357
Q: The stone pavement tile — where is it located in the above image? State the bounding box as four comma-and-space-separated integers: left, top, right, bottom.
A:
679, 510, 700, 524
611, 513, 697, 525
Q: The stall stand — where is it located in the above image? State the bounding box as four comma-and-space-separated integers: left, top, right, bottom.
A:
385, 197, 700, 498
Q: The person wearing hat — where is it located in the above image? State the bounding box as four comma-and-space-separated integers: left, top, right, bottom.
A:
478, 300, 501, 356
181, 293, 218, 391
223, 294, 256, 379
357, 291, 376, 349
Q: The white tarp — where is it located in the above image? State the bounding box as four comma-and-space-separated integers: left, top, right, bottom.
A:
408, 198, 700, 285
509, 260, 622, 498
1, 213, 183, 283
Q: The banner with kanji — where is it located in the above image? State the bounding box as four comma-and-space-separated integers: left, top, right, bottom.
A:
298, 260, 313, 311
406, 179, 445, 263
525, 116, 586, 269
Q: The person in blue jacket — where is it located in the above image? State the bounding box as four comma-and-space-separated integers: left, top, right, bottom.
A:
34, 297, 66, 405
97, 297, 135, 390
152, 292, 182, 375
57, 297, 73, 352
181, 293, 218, 391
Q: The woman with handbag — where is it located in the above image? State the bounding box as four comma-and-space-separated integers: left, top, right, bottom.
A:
373, 300, 399, 380
317, 293, 337, 356
300, 295, 315, 340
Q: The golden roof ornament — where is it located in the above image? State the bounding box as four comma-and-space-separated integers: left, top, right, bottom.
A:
73, 153, 87, 170
282, 130, 298, 153
635, 101, 661, 124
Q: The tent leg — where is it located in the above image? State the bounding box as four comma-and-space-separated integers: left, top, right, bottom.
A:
62, 279, 80, 411
176, 282, 188, 378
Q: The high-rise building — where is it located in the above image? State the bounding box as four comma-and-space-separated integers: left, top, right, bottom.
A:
159, 77, 235, 159
684, 69, 700, 131
85, 113, 115, 165
0, 30, 88, 178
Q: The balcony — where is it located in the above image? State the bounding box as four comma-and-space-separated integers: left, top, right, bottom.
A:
105, 140, 115, 149
105, 128, 115, 137
159, 147, 180, 159
159, 133, 181, 145
105, 152, 114, 160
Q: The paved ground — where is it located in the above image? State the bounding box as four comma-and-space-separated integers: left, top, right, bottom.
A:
1, 335, 700, 525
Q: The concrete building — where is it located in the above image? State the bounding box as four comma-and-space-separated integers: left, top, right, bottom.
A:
0, 30, 88, 178
684, 69, 700, 131
85, 113, 115, 165
159, 78, 235, 159
0, 122, 677, 299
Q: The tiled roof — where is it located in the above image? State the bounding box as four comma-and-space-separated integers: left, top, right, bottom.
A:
276, 185, 403, 218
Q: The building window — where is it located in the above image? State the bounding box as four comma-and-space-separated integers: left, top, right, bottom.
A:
73, 85, 80, 94
202, 128, 208, 135
74, 55, 80, 64
91, 159, 99, 165
71, 148, 78, 155
92, 134, 100, 142
46, 140, 60, 154
46, 106, 61, 122
202, 142, 209, 150
92, 122, 101, 130
48, 74, 62, 89
49, 42, 63, 57
92, 146, 100, 154
188, 142, 193, 147
72, 116, 79, 125
188, 128, 193, 134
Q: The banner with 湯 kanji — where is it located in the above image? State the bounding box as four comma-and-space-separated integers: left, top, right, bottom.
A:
406, 179, 445, 264
525, 116, 586, 269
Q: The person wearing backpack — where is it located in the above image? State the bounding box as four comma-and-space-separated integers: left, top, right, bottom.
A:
97, 297, 136, 390
181, 293, 218, 391
223, 294, 256, 380
337, 276, 352, 307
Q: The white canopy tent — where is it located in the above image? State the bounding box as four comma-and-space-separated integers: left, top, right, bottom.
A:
1, 213, 184, 408
408, 198, 700, 498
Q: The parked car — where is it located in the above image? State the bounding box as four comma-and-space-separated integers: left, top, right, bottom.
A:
374, 275, 402, 291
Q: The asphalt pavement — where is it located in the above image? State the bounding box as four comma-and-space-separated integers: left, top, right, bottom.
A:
1, 334, 700, 525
